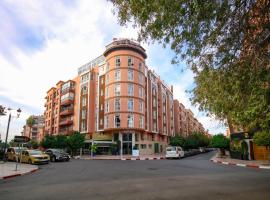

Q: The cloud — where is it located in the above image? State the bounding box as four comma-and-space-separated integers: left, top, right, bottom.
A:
0, 0, 225, 141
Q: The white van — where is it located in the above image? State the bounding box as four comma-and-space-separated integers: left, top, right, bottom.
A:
166, 146, 185, 159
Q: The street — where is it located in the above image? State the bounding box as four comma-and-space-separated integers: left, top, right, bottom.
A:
0, 152, 270, 200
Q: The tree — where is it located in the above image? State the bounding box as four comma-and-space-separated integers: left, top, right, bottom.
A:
28, 140, 39, 149
40, 135, 56, 149
169, 135, 185, 147
66, 131, 85, 156
184, 136, 199, 150
110, 0, 270, 131
190, 132, 210, 147
55, 135, 68, 149
26, 116, 35, 127
0, 105, 6, 116
253, 130, 270, 149
210, 134, 230, 156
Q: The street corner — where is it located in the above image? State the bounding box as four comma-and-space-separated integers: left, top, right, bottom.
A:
0, 162, 39, 180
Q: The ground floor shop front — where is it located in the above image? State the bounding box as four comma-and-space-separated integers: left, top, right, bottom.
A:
84, 131, 170, 156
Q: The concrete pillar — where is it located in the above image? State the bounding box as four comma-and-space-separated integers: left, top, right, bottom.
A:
132, 132, 135, 149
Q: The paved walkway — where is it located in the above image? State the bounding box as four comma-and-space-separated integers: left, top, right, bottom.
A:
211, 153, 270, 169
0, 162, 38, 179
75, 154, 165, 160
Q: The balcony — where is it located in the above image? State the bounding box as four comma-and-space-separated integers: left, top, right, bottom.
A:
59, 118, 73, 126
59, 127, 73, 135
60, 97, 74, 106
61, 87, 75, 95
60, 107, 74, 116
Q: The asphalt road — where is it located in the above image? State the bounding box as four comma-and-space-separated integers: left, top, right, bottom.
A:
1, 152, 270, 200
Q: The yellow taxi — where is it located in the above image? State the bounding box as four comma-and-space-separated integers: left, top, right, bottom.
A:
21, 150, 50, 164
6, 147, 27, 161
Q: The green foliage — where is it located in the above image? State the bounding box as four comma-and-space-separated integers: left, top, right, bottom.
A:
169, 135, 185, 147
40, 135, 56, 148
184, 137, 199, 150
67, 131, 85, 156
210, 134, 230, 149
55, 135, 67, 149
253, 130, 270, 148
90, 144, 98, 153
26, 116, 35, 127
9, 139, 18, 147
28, 140, 39, 149
190, 132, 210, 147
111, 0, 270, 131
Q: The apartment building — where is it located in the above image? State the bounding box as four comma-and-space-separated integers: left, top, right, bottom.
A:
23, 115, 45, 142
44, 38, 175, 155
174, 99, 206, 137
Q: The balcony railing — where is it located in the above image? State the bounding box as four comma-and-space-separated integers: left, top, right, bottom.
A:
59, 118, 73, 126
61, 87, 75, 94
60, 107, 74, 116
60, 97, 74, 105
59, 127, 73, 135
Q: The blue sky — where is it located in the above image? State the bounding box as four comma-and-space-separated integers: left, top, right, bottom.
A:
0, 0, 225, 141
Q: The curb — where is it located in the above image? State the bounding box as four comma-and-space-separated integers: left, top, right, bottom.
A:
0, 168, 38, 180
74, 156, 166, 161
210, 159, 270, 170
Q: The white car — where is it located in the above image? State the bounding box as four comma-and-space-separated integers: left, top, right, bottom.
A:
166, 146, 185, 159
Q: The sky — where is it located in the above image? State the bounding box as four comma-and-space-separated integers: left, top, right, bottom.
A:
0, 0, 226, 142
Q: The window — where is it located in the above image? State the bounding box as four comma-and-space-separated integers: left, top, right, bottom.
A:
81, 121, 86, 131
128, 99, 133, 111
101, 77, 104, 84
128, 69, 133, 81
153, 122, 157, 132
139, 86, 143, 98
100, 104, 103, 111
82, 85, 88, 95
128, 84, 134, 96
139, 74, 143, 84
115, 114, 121, 127
140, 144, 147, 149
153, 110, 157, 119
106, 74, 109, 84
81, 73, 89, 83
128, 57, 133, 67
148, 144, 152, 149
115, 98, 120, 111
139, 116, 144, 128
127, 114, 134, 127
115, 69, 120, 81
135, 134, 138, 142
139, 100, 143, 112
139, 63, 143, 71
105, 87, 109, 98
105, 101, 109, 113
82, 97, 87, 106
100, 89, 103, 96
115, 84, 120, 96
81, 109, 86, 119
100, 119, 103, 125
153, 98, 157, 107
115, 57, 120, 67
61, 92, 74, 101
104, 116, 109, 128
106, 63, 110, 71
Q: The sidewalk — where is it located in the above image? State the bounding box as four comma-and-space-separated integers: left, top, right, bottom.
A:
210, 153, 270, 170
74, 154, 166, 161
0, 162, 38, 179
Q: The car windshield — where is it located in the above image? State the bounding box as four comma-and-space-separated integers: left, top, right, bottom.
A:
29, 150, 43, 155
14, 148, 27, 153
52, 149, 65, 153
166, 147, 176, 151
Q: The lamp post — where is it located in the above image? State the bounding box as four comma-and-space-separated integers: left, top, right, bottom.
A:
2, 108, 21, 162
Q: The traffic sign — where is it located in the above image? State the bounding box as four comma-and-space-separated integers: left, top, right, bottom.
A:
14, 136, 30, 143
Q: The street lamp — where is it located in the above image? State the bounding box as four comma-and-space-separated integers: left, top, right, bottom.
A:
2, 108, 22, 162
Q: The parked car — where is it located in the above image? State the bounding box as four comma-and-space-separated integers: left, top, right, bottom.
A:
21, 150, 50, 164
6, 147, 28, 161
45, 149, 70, 162
166, 146, 185, 159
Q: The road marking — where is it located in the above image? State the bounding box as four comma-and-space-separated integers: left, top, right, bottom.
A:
259, 166, 270, 169
236, 164, 246, 167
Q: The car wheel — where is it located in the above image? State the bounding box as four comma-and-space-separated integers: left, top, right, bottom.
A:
51, 156, 56, 162
28, 159, 32, 164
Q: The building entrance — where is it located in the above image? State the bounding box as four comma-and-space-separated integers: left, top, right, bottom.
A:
122, 133, 132, 155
